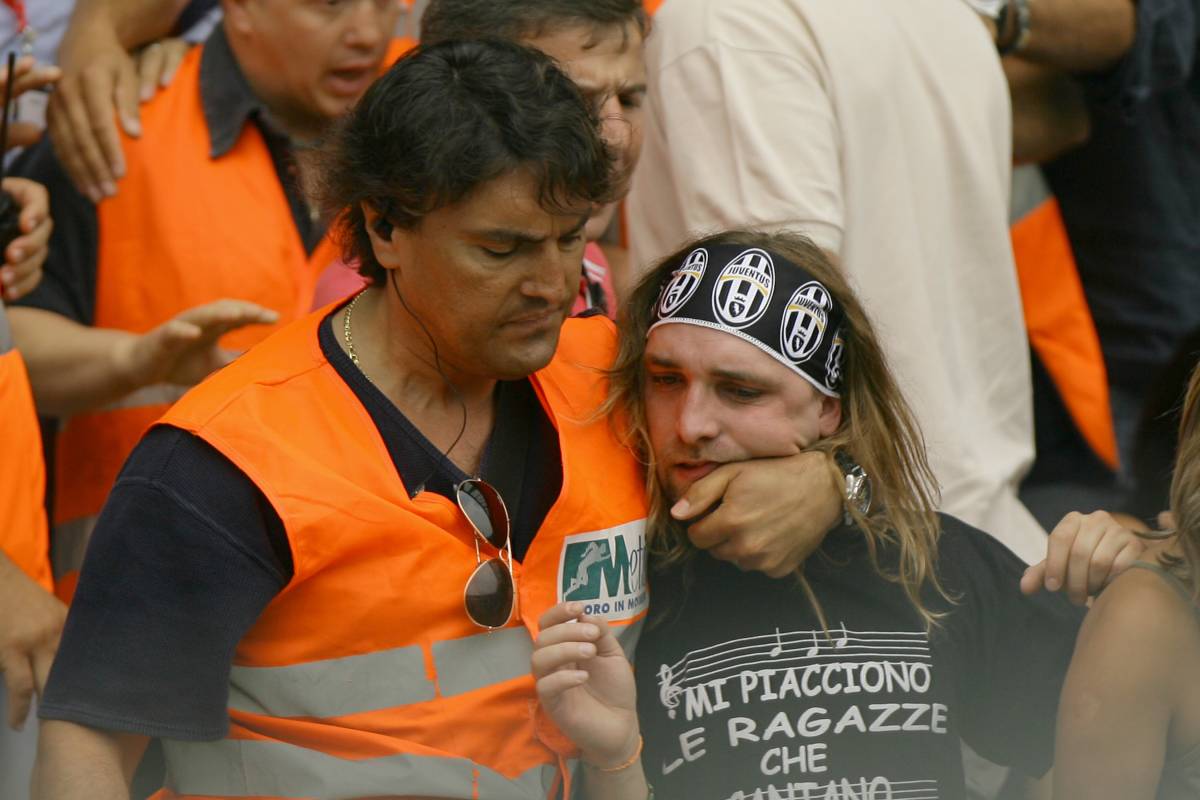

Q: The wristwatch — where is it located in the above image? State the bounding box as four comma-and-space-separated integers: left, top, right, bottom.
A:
834, 451, 872, 526
998, 0, 1032, 55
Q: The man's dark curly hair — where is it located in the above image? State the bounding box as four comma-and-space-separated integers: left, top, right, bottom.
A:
318, 39, 616, 284
421, 0, 648, 48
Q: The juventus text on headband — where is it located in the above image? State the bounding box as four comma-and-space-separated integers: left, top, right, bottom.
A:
649, 244, 847, 397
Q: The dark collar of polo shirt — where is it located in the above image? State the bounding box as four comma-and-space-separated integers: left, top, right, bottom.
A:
198, 24, 324, 253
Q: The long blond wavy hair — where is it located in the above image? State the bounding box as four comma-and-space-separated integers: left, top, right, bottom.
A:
1162, 364, 1200, 599
606, 230, 950, 628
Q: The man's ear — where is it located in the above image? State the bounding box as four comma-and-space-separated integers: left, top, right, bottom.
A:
362, 201, 412, 271
818, 396, 842, 437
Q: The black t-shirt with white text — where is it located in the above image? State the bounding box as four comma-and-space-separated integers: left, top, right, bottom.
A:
635, 515, 1082, 800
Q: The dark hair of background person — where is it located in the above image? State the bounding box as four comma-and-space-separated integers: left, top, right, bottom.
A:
1163, 347, 1200, 599
1127, 329, 1200, 523
421, 0, 649, 48
317, 39, 616, 284
605, 229, 949, 630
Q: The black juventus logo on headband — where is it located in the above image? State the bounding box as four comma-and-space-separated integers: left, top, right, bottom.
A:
658, 247, 708, 318
781, 281, 832, 364
712, 249, 775, 329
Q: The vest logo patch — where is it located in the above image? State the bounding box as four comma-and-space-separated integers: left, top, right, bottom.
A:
558, 520, 648, 622
712, 248, 775, 329
658, 247, 708, 318
780, 281, 832, 364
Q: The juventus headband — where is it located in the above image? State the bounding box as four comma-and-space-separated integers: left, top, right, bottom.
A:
649, 244, 847, 397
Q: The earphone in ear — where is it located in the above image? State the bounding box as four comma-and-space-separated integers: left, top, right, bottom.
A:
370, 197, 395, 238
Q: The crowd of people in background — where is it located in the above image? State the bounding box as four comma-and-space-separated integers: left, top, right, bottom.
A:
0, 0, 1196, 799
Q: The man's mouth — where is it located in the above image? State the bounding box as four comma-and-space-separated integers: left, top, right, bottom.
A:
325, 65, 377, 97
672, 460, 719, 484
504, 308, 562, 333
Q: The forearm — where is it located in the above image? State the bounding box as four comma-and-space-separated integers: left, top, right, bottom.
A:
8, 307, 138, 417
1016, 0, 1136, 73
33, 721, 145, 800
580, 762, 650, 800
1005, 58, 1090, 163
60, 0, 188, 54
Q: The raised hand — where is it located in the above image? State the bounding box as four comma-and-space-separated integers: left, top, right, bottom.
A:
531, 602, 640, 769
0, 554, 66, 730
1021, 510, 1149, 604
0, 177, 53, 301
115, 299, 279, 389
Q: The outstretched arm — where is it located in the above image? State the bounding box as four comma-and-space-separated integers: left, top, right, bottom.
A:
11, 299, 278, 417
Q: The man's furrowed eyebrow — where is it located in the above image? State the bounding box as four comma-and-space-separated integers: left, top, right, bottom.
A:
467, 228, 545, 245
710, 367, 767, 384
647, 353, 776, 387
578, 80, 648, 102
467, 215, 588, 245
646, 354, 679, 369
564, 215, 589, 237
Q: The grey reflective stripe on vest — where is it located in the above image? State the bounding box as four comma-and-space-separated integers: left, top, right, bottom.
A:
52, 514, 98, 579
228, 626, 534, 718
1010, 165, 1050, 224
101, 382, 188, 412
163, 739, 557, 799
229, 643, 436, 717
0, 306, 13, 354
431, 625, 534, 698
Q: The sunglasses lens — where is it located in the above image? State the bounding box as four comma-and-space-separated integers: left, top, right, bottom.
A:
457, 479, 510, 549
465, 558, 515, 629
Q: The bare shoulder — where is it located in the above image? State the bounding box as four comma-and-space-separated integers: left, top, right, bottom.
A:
1073, 563, 1199, 691
1087, 564, 1196, 645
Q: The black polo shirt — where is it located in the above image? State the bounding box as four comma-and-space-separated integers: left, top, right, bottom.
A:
12, 22, 322, 325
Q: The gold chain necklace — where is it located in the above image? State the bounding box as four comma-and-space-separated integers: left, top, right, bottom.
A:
343, 291, 368, 375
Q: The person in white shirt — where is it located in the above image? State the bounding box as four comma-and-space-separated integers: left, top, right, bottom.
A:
628, 0, 1046, 563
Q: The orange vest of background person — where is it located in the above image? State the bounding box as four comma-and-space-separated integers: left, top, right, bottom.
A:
49, 39, 413, 602
0, 306, 52, 591
1010, 168, 1118, 470
152, 309, 649, 800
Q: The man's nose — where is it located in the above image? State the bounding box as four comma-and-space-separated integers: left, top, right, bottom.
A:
342, 0, 389, 50
598, 95, 631, 156
521, 249, 573, 308
676, 385, 720, 445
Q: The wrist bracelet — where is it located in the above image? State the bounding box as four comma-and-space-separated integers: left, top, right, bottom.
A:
588, 735, 644, 773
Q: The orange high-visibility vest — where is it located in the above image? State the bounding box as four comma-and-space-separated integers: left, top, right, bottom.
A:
153, 310, 649, 800
50, 39, 413, 601
1011, 190, 1118, 470
0, 306, 52, 591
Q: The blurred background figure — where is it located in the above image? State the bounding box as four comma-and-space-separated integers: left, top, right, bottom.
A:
628, 0, 1047, 566
8, 0, 407, 607
0, 67, 64, 800
1004, 0, 1199, 532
